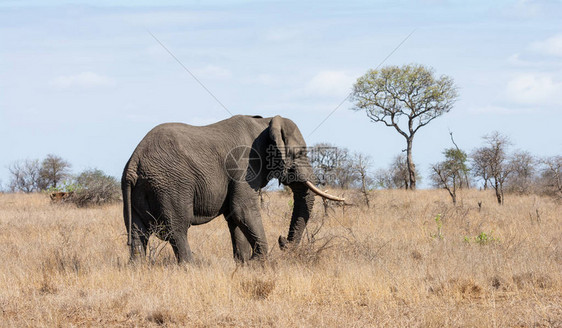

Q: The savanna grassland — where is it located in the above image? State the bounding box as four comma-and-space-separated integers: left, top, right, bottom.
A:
0, 190, 560, 327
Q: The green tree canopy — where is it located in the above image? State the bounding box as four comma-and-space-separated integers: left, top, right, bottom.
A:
352, 63, 459, 189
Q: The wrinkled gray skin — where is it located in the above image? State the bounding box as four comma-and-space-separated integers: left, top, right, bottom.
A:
122, 115, 316, 263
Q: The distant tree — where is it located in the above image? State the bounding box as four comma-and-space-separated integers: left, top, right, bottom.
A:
373, 168, 394, 189
472, 132, 512, 205
431, 147, 469, 204
309, 143, 357, 188
352, 64, 459, 189
471, 147, 492, 190
352, 152, 373, 207
372, 168, 389, 189
448, 131, 471, 188
539, 156, 562, 198
374, 154, 420, 189
309, 143, 338, 186
333, 149, 356, 189
390, 154, 411, 189
506, 151, 537, 195
39, 154, 72, 190
8, 159, 41, 193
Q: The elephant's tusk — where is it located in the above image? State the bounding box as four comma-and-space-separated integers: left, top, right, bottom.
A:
305, 181, 346, 202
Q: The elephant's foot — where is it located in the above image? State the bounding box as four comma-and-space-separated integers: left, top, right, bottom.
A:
174, 250, 194, 264
278, 235, 289, 250
249, 254, 266, 262
129, 242, 147, 264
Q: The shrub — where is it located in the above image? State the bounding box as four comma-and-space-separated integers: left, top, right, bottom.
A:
70, 169, 120, 207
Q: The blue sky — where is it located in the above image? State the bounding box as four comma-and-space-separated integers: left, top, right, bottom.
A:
1, 0, 561, 188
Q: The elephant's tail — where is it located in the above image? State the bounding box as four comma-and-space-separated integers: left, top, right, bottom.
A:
122, 157, 138, 247
123, 181, 133, 246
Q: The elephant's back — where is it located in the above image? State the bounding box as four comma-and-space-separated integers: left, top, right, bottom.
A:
134, 123, 224, 173
128, 122, 240, 197
141, 122, 242, 158
140, 116, 266, 157
126, 116, 267, 183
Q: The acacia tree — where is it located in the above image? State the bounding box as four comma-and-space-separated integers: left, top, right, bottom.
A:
39, 154, 71, 190
351, 64, 458, 189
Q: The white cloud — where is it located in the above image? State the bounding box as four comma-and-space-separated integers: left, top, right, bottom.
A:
194, 65, 232, 80
507, 53, 539, 67
505, 73, 562, 105
50, 72, 115, 89
530, 34, 562, 57
305, 70, 356, 97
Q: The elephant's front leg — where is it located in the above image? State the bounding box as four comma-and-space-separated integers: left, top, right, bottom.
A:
227, 219, 252, 262
229, 184, 268, 260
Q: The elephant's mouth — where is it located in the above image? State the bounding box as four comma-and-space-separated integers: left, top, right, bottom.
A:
281, 167, 347, 203
277, 165, 307, 185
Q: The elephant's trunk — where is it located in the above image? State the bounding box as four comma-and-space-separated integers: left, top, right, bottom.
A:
278, 179, 350, 249
278, 182, 314, 249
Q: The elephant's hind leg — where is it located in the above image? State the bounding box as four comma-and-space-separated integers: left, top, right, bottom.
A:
227, 219, 252, 262
128, 202, 150, 262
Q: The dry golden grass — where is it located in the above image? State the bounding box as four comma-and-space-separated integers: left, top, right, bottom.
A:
0, 189, 560, 327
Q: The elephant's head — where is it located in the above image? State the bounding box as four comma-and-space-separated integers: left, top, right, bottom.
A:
266, 115, 345, 249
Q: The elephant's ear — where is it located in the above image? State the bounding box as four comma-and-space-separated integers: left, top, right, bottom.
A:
269, 115, 286, 164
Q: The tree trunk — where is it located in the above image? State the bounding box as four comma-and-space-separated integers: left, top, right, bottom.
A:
445, 185, 456, 204
494, 180, 502, 205
451, 177, 457, 204
499, 180, 505, 205
361, 173, 370, 208
406, 138, 416, 190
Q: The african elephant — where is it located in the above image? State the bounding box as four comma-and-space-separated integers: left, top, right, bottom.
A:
122, 115, 345, 263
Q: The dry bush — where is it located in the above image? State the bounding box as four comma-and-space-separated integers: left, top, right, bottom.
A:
70, 169, 121, 207
0, 190, 560, 327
